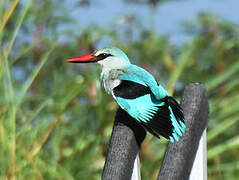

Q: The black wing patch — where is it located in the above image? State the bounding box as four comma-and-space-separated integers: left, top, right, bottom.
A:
113, 80, 151, 99
140, 102, 174, 139
140, 96, 184, 140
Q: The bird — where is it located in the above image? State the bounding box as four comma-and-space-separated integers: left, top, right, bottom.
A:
66, 47, 186, 143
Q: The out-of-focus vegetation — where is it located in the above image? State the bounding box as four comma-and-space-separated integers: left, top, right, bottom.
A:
0, 0, 239, 179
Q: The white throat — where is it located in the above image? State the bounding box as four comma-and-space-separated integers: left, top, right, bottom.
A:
98, 59, 127, 96
97, 56, 128, 71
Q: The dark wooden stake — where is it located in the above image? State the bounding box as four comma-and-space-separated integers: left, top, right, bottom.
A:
158, 83, 209, 180
102, 108, 146, 180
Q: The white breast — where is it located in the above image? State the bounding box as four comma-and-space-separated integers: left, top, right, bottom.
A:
100, 69, 123, 96
102, 78, 121, 96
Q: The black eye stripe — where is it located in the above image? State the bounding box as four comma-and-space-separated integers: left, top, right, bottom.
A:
96, 53, 112, 61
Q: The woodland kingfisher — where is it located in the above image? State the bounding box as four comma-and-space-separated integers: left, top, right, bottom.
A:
67, 47, 186, 142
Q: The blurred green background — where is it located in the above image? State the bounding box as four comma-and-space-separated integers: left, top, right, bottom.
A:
1, 0, 239, 179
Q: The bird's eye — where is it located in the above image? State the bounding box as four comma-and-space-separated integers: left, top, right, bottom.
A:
96, 53, 112, 60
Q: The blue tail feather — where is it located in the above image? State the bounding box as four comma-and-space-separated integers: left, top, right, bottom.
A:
137, 96, 185, 142
165, 97, 186, 142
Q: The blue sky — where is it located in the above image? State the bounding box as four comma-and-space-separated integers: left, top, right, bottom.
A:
66, 0, 239, 44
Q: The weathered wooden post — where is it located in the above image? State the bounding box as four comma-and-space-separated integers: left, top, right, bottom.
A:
158, 83, 209, 180
102, 107, 146, 180
102, 83, 209, 180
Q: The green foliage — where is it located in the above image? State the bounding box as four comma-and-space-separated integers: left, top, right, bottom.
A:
0, 1, 239, 180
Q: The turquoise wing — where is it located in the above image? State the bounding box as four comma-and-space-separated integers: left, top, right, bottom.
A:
115, 91, 185, 142
113, 64, 186, 142
116, 94, 164, 122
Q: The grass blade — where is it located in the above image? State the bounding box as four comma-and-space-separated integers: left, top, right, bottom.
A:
206, 60, 239, 91
16, 99, 52, 137
0, 0, 19, 33
4, 0, 32, 59
208, 116, 239, 142
208, 135, 239, 159
167, 44, 193, 94
17, 46, 55, 106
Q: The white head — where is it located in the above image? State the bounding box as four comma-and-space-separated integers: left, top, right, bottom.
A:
94, 47, 131, 70
67, 47, 131, 71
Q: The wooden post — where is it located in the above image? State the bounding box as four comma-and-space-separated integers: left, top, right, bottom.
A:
102, 108, 146, 180
158, 83, 209, 180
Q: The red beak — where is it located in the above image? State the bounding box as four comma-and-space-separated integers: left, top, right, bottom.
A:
66, 53, 97, 63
